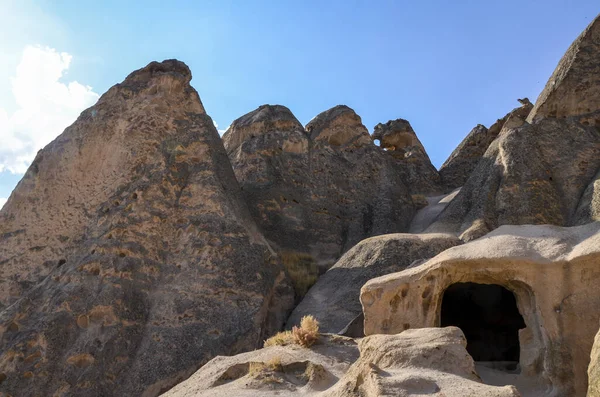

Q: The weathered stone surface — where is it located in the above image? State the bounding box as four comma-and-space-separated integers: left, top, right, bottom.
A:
287, 233, 460, 334
306, 105, 372, 148
325, 327, 520, 397
427, 117, 600, 240
372, 119, 442, 195
589, 327, 600, 397
0, 60, 293, 397
161, 334, 360, 397
161, 328, 518, 397
528, 14, 600, 123
408, 189, 461, 233
573, 168, 600, 225
362, 222, 600, 396
439, 100, 533, 193
223, 105, 415, 271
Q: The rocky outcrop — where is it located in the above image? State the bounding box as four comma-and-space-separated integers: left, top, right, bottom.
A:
362, 222, 600, 397
223, 105, 415, 271
589, 327, 600, 397
287, 233, 460, 334
372, 119, 441, 195
0, 60, 294, 397
161, 334, 360, 397
528, 14, 600, 124
326, 327, 520, 397
439, 100, 533, 192
306, 105, 372, 148
427, 117, 600, 240
162, 328, 519, 397
574, 169, 600, 225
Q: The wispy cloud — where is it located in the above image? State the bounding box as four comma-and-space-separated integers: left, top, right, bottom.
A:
0, 46, 99, 174
0, 197, 6, 209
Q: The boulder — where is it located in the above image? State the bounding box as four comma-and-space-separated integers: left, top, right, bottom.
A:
528, 14, 600, 124
589, 327, 600, 397
372, 119, 442, 195
362, 222, 600, 397
287, 233, 460, 334
439, 99, 533, 192
427, 117, 600, 240
0, 60, 294, 397
325, 327, 520, 397
223, 105, 415, 272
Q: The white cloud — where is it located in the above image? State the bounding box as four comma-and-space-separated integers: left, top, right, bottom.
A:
0, 46, 99, 174
0, 197, 6, 209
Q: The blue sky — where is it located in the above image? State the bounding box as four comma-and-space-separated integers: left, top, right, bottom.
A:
0, 1, 598, 206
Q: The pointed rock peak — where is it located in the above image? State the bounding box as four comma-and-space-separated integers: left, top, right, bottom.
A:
222, 104, 304, 153
372, 118, 425, 152
528, 14, 600, 123
97, 59, 205, 115
306, 105, 371, 147
123, 59, 192, 84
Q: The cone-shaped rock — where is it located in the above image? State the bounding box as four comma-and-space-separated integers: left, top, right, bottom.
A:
427, 117, 600, 240
372, 119, 441, 195
0, 60, 293, 396
223, 105, 415, 273
528, 14, 600, 123
439, 98, 533, 192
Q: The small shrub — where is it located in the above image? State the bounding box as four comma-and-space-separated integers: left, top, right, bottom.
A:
292, 315, 320, 348
280, 251, 319, 298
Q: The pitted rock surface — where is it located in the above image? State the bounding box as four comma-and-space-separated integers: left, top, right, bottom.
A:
223, 105, 415, 270
0, 60, 293, 397
528, 14, 600, 124
427, 117, 600, 240
372, 119, 441, 195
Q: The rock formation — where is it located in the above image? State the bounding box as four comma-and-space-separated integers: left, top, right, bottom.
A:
162, 328, 520, 397
287, 233, 460, 334
0, 60, 294, 397
362, 222, 600, 397
439, 99, 533, 193
589, 327, 600, 397
222, 104, 415, 271
372, 119, 442, 195
528, 14, 600, 123
427, 117, 600, 240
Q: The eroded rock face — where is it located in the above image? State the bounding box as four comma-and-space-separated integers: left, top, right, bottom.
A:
362, 223, 600, 397
427, 117, 600, 240
528, 14, 600, 124
223, 105, 415, 270
325, 327, 520, 397
372, 119, 442, 195
589, 327, 600, 397
287, 233, 460, 334
0, 60, 293, 397
439, 100, 533, 193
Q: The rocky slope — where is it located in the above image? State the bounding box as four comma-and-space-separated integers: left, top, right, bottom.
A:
0, 60, 293, 397
163, 327, 520, 397
287, 233, 460, 334
223, 104, 415, 271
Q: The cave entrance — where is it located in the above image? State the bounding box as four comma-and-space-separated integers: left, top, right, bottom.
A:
440, 282, 526, 372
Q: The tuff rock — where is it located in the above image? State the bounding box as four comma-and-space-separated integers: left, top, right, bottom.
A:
0, 60, 294, 397
222, 105, 415, 271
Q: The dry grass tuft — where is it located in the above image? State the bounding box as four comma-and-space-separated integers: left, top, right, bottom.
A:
280, 251, 319, 298
264, 315, 320, 348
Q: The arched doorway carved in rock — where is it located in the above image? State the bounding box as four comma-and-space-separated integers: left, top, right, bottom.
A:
440, 282, 526, 372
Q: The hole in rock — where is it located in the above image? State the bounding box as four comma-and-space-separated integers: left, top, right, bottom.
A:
440, 282, 525, 372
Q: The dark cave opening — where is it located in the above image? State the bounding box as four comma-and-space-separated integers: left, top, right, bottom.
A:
440, 282, 526, 370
